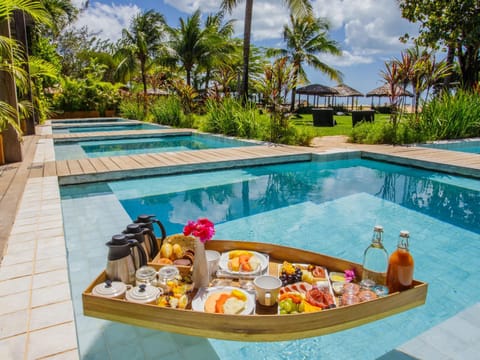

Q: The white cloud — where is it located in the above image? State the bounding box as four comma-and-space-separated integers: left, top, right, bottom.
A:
321, 50, 375, 67
71, 2, 141, 42
312, 0, 418, 64
164, 0, 219, 14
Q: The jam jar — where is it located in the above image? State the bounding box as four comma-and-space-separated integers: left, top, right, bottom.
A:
135, 266, 158, 286
157, 265, 180, 292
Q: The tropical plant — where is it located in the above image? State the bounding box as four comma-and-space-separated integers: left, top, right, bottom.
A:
399, 0, 480, 89
417, 89, 480, 140
0, 0, 51, 136
255, 58, 296, 143
267, 14, 342, 112
38, 0, 79, 39
396, 46, 453, 116
150, 96, 185, 127
165, 10, 234, 90
115, 10, 165, 97
220, 0, 312, 102
27, 56, 60, 122
50, 76, 120, 114
202, 97, 261, 138
195, 12, 236, 91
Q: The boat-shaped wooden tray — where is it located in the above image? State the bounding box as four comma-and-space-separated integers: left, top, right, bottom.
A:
83, 240, 427, 341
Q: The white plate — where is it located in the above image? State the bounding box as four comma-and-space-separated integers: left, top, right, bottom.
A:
191, 286, 255, 315
218, 250, 269, 275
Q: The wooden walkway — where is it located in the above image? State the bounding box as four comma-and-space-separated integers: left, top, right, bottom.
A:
36, 145, 314, 185
51, 128, 193, 141
353, 143, 480, 179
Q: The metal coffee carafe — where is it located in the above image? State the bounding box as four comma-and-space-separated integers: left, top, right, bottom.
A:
134, 214, 167, 250
105, 234, 148, 284
123, 223, 155, 262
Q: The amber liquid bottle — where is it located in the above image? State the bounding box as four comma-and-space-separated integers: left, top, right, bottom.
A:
386, 231, 414, 293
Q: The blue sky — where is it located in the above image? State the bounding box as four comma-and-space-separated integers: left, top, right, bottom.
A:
72, 0, 420, 103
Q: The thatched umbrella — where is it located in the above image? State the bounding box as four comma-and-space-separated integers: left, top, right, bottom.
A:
366, 83, 413, 107
296, 84, 338, 107
331, 84, 364, 110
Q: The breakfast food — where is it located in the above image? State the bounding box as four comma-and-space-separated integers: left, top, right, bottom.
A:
227, 251, 260, 273
204, 289, 247, 314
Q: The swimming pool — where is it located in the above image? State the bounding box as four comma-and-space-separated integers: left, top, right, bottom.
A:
51, 118, 125, 124
54, 134, 256, 160
420, 138, 480, 154
53, 123, 165, 133
60, 157, 480, 359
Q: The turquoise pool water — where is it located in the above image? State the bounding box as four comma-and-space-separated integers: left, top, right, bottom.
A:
60, 157, 480, 359
54, 134, 256, 160
53, 123, 165, 133
420, 139, 480, 154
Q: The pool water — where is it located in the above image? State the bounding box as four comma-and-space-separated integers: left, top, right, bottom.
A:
60, 158, 480, 359
420, 139, 480, 154
54, 134, 256, 160
53, 123, 165, 133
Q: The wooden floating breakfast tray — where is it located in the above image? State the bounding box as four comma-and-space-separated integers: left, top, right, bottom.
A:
83, 240, 428, 342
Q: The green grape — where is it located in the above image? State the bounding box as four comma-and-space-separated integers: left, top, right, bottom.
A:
298, 301, 305, 313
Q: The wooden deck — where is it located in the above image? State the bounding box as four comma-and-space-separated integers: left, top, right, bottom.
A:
36, 144, 314, 185
353, 143, 480, 179
51, 128, 193, 141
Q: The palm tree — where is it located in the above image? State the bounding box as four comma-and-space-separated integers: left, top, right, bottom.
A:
165, 10, 232, 89
115, 10, 165, 97
221, 0, 312, 102
199, 12, 235, 91
39, 0, 78, 39
1, 0, 50, 162
267, 14, 342, 112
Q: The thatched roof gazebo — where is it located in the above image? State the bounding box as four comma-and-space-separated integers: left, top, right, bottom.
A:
366, 83, 413, 107
331, 84, 364, 110
296, 84, 338, 107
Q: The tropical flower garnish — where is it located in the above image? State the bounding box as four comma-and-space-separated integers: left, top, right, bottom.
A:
344, 269, 356, 283
183, 218, 215, 243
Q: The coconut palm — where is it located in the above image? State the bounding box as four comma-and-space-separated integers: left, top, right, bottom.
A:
1, 0, 50, 139
39, 0, 78, 39
115, 10, 165, 97
199, 12, 235, 91
221, 0, 312, 102
267, 14, 342, 112
165, 10, 233, 89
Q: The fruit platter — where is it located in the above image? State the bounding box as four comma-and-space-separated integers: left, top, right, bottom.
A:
83, 239, 427, 341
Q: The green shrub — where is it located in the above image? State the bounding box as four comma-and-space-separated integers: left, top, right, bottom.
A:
350, 119, 423, 145
118, 97, 147, 120
292, 127, 317, 146
417, 90, 480, 140
51, 77, 120, 113
202, 98, 261, 138
150, 97, 185, 127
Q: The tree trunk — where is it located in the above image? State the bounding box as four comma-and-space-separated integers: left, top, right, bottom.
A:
239, 0, 253, 104
13, 10, 35, 135
0, 18, 22, 163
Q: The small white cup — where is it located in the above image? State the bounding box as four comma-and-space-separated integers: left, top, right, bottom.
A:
205, 250, 221, 281
254, 275, 282, 306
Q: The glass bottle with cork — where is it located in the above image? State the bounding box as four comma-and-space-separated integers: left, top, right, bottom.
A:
386, 230, 414, 293
361, 225, 389, 286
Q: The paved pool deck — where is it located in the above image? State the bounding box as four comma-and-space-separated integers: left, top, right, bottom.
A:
0, 122, 479, 359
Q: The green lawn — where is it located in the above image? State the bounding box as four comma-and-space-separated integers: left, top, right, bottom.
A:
291, 113, 391, 137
